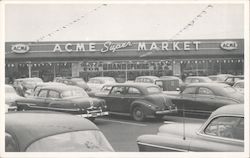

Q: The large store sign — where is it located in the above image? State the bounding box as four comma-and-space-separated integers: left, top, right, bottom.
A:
52, 41, 202, 53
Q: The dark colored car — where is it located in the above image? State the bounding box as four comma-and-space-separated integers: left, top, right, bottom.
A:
14, 85, 108, 120
169, 83, 244, 118
5, 111, 114, 152
137, 104, 244, 152
95, 83, 177, 121
54, 77, 91, 92
223, 75, 244, 86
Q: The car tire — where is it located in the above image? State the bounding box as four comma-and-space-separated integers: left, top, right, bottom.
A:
132, 106, 145, 121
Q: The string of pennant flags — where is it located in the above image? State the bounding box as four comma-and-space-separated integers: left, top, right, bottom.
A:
169, 4, 213, 40
35, 4, 108, 42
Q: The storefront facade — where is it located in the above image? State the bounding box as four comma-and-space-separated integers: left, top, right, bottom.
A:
5, 39, 244, 82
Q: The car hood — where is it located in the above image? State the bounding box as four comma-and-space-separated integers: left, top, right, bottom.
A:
5, 94, 24, 105
158, 123, 202, 138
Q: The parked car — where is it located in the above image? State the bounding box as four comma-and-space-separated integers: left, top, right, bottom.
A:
5, 84, 23, 111
135, 76, 160, 84
87, 77, 116, 93
208, 74, 233, 82
54, 77, 91, 92
155, 78, 181, 95
233, 80, 244, 94
169, 83, 244, 118
95, 83, 177, 121
13, 77, 43, 90
5, 111, 114, 152
137, 104, 244, 152
14, 85, 108, 120
13, 77, 44, 96
181, 76, 213, 91
223, 75, 244, 86
160, 76, 183, 84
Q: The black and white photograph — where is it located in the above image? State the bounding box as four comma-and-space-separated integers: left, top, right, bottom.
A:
1, 0, 249, 157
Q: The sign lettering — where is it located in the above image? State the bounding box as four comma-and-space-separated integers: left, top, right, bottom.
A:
11, 44, 30, 54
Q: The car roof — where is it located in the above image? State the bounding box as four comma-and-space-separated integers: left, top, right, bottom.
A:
111, 82, 158, 88
186, 76, 210, 79
136, 76, 159, 79
210, 104, 244, 118
40, 85, 82, 91
186, 82, 229, 87
5, 111, 98, 151
14, 77, 42, 81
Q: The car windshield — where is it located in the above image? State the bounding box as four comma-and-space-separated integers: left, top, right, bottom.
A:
26, 130, 114, 152
146, 86, 161, 94
61, 89, 89, 98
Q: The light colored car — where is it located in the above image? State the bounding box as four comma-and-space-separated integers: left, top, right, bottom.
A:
208, 74, 233, 82
5, 84, 23, 111
87, 77, 116, 93
233, 80, 244, 94
135, 76, 160, 84
5, 111, 114, 152
137, 104, 244, 152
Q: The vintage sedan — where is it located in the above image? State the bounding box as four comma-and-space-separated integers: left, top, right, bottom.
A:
137, 104, 244, 152
95, 83, 177, 121
135, 76, 160, 84
14, 85, 108, 120
5, 111, 114, 152
223, 75, 244, 86
180, 76, 213, 92
169, 83, 244, 118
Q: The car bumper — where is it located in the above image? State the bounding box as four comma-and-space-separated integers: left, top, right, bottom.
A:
155, 108, 178, 115
79, 111, 109, 118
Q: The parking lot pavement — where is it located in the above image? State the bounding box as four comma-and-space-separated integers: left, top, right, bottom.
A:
95, 115, 206, 152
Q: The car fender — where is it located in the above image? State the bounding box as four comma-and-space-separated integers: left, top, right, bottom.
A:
137, 134, 190, 152
130, 100, 156, 113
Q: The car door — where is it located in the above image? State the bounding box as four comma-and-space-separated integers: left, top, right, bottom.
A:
190, 116, 244, 151
173, 86, 197, 115
193, 87, 218, 117
26, 89, 49, 110
106, 86, 128, 113
123, 87, 143, 113
46, 90, 63, 112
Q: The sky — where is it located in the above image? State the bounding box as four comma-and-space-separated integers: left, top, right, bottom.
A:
4, 2, 245, 42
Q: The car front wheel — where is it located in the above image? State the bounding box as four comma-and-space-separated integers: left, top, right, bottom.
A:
132, 106, 145, 121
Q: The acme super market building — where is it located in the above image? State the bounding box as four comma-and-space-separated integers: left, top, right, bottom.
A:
5, 39, 244, 82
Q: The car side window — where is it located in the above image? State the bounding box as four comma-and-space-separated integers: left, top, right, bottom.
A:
5, 133, 18, 152
192, 79, 200, 83
182, 87, 196, 94
204, 116, 244, 140
127, 87, 141, 95
38, 89, 48, 98
110, 86, 126, 95
48, 90, 60, 99
198, 87, 214, 95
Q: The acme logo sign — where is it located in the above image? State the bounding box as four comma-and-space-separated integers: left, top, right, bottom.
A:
220, 41, 238, 50
11, 44, 30, 54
